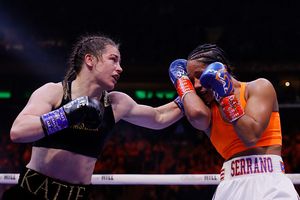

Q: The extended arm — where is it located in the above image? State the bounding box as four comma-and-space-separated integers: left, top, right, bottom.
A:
109, 91, 183, 129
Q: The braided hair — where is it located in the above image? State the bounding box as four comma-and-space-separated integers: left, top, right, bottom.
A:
187, 44, 232, 73
63, 34, 119, 98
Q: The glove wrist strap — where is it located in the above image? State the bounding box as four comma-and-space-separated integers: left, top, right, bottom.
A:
40, 107, 69, 136
220, 95, 245, 122
174, 96, 184, 113
176, 76, 195, 100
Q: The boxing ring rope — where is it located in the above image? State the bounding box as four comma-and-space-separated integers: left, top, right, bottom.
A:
1, 173, 300, 185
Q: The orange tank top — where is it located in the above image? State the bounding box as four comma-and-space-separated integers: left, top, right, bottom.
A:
210, 82, 282, 160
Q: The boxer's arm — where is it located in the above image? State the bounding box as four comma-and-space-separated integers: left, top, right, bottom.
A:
169, 59, 195, 100
40, 96, 104, 136
109, 91, 183, 129
10, 83, 62, 143
169, 59, 210, 130
181, 92, 211, 131
233, 79, 276, 147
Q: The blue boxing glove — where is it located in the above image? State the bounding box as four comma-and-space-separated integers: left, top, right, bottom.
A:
200, 62, 244, 122
40, 96, 104, 136
169, 59, 195, 100
199, 62, 233, 101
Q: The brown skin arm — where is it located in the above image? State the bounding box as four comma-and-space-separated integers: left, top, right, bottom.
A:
182, 91, 211, 131
233, 78, 278, 147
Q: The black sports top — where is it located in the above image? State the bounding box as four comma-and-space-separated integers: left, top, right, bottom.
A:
33, 81, 115, 158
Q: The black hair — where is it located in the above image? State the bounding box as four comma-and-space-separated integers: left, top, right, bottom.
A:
187, 44, 232, 73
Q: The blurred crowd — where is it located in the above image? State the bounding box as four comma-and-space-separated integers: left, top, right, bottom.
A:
0, 119, 299, 199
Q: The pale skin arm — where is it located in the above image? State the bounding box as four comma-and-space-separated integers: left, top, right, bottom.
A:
233, 78, 277, 147
10, 83, 63, 143
109, 91, 184, 129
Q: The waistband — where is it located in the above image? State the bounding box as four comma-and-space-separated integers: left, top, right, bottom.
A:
18, 168, 90, 200
220, 154, 285, 181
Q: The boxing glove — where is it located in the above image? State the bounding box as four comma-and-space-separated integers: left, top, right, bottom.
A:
169, 59, 195, 100
40, 96, 104, 136
200, 62, 244, 122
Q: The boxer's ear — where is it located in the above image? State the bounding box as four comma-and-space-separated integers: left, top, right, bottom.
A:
85, 54, 95, 69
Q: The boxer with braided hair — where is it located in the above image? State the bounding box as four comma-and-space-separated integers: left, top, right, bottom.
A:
169, 44, 299, 199
3, 34, 183, 200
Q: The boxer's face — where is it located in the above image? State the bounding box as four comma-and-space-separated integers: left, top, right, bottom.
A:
186, 60, 214, 105
94, 45, 122, 90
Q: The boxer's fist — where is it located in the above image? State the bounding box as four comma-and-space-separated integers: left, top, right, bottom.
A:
79, 98, 104, 129
40, 96, 104, 135
199, 62, 233, 101
200, 62, 244, 122
169, 59, 194, 99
